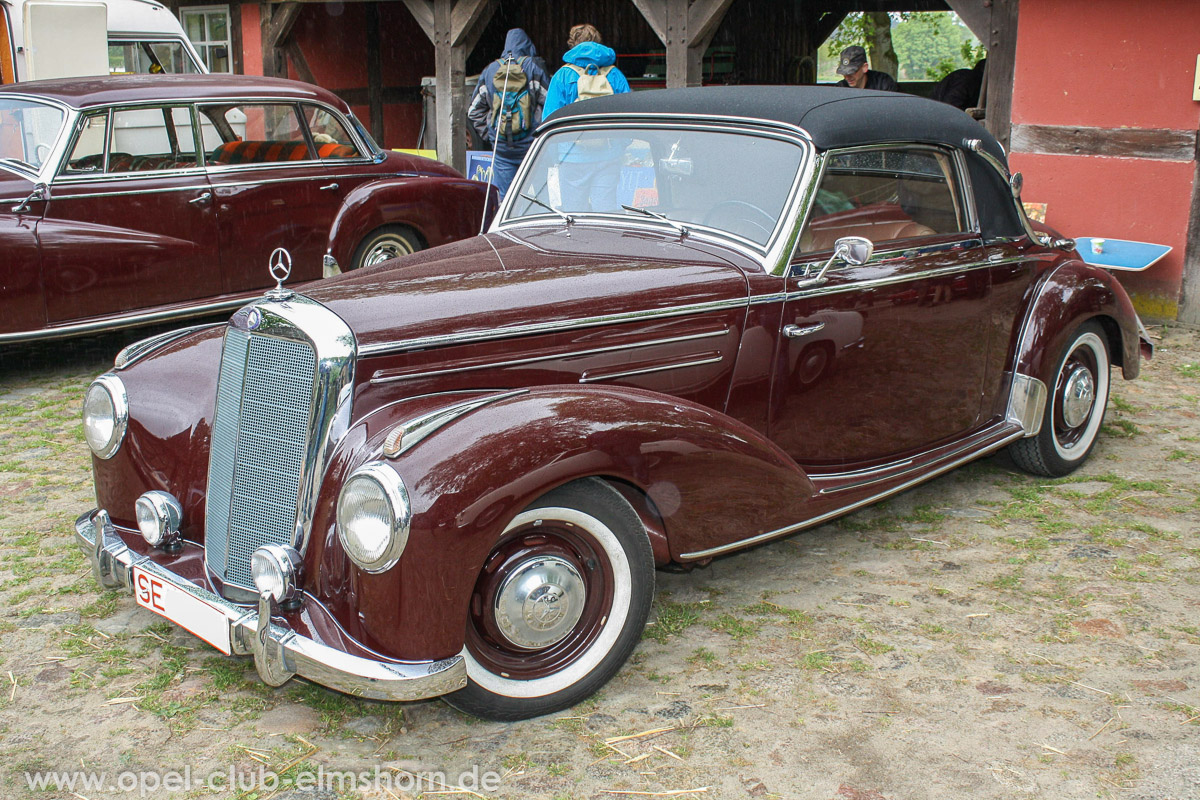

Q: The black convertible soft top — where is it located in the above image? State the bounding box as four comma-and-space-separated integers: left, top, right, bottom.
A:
543, 85, 1006, 164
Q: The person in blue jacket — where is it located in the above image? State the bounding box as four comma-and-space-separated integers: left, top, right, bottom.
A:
542, 24, 631, 211
466, 28, 550, 199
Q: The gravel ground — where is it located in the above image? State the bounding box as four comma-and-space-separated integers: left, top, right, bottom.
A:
0, 322, 1197, 800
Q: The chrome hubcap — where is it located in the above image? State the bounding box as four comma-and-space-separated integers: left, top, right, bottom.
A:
1061, 365, 1095, 429
365, 240, 411, 267
493, 556, 586, 649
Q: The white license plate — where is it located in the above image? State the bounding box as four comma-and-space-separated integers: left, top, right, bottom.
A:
132, 567, 232, 655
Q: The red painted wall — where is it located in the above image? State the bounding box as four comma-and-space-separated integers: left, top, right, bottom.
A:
240, 4, 262, 77
286, 3, 432, 150
1010, 0, 1200, 319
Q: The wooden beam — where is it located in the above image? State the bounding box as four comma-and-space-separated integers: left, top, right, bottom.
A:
1180, 135, 1200, 325
433, 0, 466, 171
665, 0, 687, 87
984, 0, 1017, 150
687, 0, 734, 45
1011, 124, 1198, 162
630, 0, 667, 44
284, 39, 314, 84
449, 0, 494, 48
260, 4, 287, 77
810, 11, 848, 49
400, 0, 434, 42
944, 0, 989, 42
264, 1, 300, 48
366, 2, 384, 144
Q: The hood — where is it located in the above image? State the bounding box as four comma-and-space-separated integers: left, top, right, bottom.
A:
0, 170, 35, 196
502, 28, 537, 59
563, 42, 617, 68
303, 226, 751, 354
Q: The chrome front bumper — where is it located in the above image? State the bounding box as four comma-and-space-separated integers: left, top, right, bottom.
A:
75, 509, 466, 702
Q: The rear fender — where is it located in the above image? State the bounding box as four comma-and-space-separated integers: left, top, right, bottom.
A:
311, 385, 813, 662
1013, 260, 1142, 386
326, 177, 496, 268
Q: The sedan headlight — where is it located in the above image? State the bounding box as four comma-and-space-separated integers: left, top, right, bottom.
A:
82, 374, 128, 459
336, 462, 410, 573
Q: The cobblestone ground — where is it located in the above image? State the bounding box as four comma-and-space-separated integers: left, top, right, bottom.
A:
0, 323, 1197, 800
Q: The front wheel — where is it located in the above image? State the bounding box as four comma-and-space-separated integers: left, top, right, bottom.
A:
1008, 320, 1111, 477
351, 225, 422, 270
445, 479, 654, 721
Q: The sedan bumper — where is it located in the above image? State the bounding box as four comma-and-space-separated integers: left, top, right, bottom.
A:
75, 509, 466, 702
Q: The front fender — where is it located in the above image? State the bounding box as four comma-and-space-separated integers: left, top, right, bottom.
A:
310, 385, 814, 662
1014, 259, 1142, 386
326, 177, 497, 268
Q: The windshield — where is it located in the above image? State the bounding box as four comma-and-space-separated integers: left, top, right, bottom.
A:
0, 99, 66, 172
108, 40, 203, 75
506, 126, 805, 247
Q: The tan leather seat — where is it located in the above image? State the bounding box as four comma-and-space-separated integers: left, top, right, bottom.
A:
804, 203, 935, 253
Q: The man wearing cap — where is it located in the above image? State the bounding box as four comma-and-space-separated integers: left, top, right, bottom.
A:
835, 45, 898, 91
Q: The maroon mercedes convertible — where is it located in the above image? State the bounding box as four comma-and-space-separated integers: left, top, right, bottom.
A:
76, 86, 1152, 720
0, 74, 491, 343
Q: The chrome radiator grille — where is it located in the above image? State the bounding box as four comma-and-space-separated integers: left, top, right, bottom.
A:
205, 327, 318, 590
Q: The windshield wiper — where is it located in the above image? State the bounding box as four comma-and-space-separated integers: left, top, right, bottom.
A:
621, 204, 690, 241
520, 193, 574, 232
0, 157, 34, 171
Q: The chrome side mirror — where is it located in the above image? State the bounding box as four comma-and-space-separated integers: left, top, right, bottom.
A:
836, 235, 873, 266
1009, 171, 1023, 198
12, 183, 47, 214
796, 236, 874, 287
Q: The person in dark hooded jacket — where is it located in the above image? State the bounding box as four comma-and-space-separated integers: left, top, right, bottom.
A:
467, 28, 550, 199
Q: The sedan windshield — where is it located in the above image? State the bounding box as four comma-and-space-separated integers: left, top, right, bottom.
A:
0, 99, 66, 173
506, 126, 805, 247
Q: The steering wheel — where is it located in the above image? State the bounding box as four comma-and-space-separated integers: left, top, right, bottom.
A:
702, 200, 776, 241
34, 143, 51, 165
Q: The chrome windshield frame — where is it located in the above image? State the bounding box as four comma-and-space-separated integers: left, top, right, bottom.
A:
493, 116, 815, 273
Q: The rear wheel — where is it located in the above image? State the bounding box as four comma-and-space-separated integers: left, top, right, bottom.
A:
1009, 321, 1110, 477
445, 479, 654, 721
351, 225, 422, 270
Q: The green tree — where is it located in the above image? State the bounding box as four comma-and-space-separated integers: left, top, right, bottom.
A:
819, 11, 984, 83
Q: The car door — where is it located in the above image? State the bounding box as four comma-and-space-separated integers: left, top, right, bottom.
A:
770, 145, 995, 470
200, 101, 378, 291
40, 104, 220, 324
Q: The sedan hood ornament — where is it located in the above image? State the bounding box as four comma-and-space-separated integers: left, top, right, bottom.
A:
266, 247, 295, 300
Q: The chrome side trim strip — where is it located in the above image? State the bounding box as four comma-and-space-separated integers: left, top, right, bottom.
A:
0, 296, 253, 344
358, 299, 748, 358
580, 354, 724, 383
114, 322, 223, 370
679, 424, 1025, 560
785, 255, 1028, 301
369, 328, 730, 384
46, 183, 212, 200
818, 429, 1003, 495
384, 389, 528, 457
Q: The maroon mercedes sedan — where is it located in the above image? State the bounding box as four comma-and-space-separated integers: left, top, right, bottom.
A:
75, 86, 1152, 720
0, 74, 493, 343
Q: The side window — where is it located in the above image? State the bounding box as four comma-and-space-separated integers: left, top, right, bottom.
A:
202, 103, 312, 165
108, 106, 198, 173
64, 112, 108, 174
303, 105, 360, 158
798, 147, 966, 254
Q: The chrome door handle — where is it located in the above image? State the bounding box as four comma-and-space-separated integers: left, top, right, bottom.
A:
189, 192, 212, 206
783, 322, 826, 339
319, 182, 339, 191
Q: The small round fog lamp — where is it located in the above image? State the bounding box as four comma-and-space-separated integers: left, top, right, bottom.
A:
251, 545, 303, 606
134, 491, 183, 552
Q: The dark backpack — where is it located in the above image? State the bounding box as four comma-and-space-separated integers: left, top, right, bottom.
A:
490, 57, 533, 143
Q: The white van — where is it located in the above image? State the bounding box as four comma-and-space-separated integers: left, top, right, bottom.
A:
0, 0, 207, 83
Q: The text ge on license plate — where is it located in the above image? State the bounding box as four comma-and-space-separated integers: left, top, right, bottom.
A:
132, 567, 232, 654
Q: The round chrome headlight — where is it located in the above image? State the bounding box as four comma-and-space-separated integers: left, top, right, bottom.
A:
82, 374, 128, 459
251, 544, 303, 603
336, 462, 410, 573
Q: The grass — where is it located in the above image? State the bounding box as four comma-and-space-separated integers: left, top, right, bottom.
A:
644, 600, 707, 643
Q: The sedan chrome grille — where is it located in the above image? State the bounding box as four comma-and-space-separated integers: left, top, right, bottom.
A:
205, 296, 356, 594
